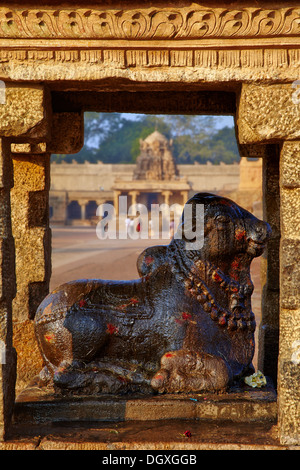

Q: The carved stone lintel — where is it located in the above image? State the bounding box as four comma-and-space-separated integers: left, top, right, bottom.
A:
1, 6, 300, 41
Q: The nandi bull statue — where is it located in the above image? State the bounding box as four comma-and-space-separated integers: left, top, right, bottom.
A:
34, 193, 271, 395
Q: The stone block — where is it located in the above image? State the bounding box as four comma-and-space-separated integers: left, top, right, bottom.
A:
0, 139, 13, 190
48, 112, 84, 155
0, 347, 17, 440
0, 84, 51, 141
280, 142, 300, 188
278, 308, 300, 445
237, 84, 300, 144
11, 154, 49, 194
12, 228, 51, 322
11, 143, 47, 154
280, 239, 300, 310
281, 188, 300, 240
278, 360, 300, 445
28, 192, 49, 228
0, 237, 16, 304
12, 319, 43, 394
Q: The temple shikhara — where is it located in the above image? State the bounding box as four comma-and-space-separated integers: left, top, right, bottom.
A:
113, 130, 190, 213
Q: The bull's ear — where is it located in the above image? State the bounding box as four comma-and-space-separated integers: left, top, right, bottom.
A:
136, 246, 168, 277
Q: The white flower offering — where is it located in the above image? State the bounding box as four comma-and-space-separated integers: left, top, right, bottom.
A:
244, 370, 267, 388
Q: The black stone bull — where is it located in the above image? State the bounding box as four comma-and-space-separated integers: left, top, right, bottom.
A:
34, 193, 271, 394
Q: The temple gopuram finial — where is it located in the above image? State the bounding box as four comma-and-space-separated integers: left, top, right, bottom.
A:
133, 130, 179, 181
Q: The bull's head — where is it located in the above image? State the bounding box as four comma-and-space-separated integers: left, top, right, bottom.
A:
174, 193, 271, 262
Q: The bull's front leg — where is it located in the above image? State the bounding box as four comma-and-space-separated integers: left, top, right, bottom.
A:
151, 350, 232, 393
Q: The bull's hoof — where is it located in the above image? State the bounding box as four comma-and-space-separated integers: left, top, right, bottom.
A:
151, 350, 231, 394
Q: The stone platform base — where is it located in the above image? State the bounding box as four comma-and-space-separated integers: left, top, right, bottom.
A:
3, 419, 288, 450
1, 380, 295, 450
13, 378, 277, 425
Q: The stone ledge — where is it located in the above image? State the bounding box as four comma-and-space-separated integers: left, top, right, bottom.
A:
1, 419, 290, 451
13, 379, 277, 425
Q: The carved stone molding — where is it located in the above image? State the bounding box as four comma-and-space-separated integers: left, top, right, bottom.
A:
0, 47, 300, 85
1, 6, 300, 40
0, 48, 297, 69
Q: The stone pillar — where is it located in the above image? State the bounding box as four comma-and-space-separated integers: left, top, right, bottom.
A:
0, 86, 83, 439
0, 84, 51, 440
257, 145, 280, 386
129, 190, 139, 207
114, 191, 121, 216
180, 190, 189, 205
237, 143, 279, 383
237, 83, 300, 446
162, 190, 172, 205
78, 200, 86, 220
0, 139, 17, 441
10, 152, 51, 392
278, 141, 300, 445
49, 192, 67, 224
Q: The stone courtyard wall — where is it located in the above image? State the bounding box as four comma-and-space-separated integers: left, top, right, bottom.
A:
50, 160, 240, 193
50, 159, 261, 223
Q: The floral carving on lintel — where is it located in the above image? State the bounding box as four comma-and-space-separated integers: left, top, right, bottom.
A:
0, 7, 300, 40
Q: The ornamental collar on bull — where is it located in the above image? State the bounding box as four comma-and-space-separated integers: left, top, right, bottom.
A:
167, 240, 255, 331
184, 258, 255, 331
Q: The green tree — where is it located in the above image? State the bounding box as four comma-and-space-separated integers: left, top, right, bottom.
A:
51, 113, 239, 165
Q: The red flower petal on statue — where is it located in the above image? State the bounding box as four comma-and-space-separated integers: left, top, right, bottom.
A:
219, 200, 232, 206
182, 312, 192, 321
107, 323, 119, 335
154, 374, 164, 382
145, 256, 154, 265
218, 315, 227, 326
116, 304, 127, 310
184, 430, 192, 438
117, 376, 129, 383
44, 333, 55, 343
165, 353, 174, 358
78, 299, 87, 308
231, 260, 240, 270
212, 271, 222, 282
235, 229, 246, 241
